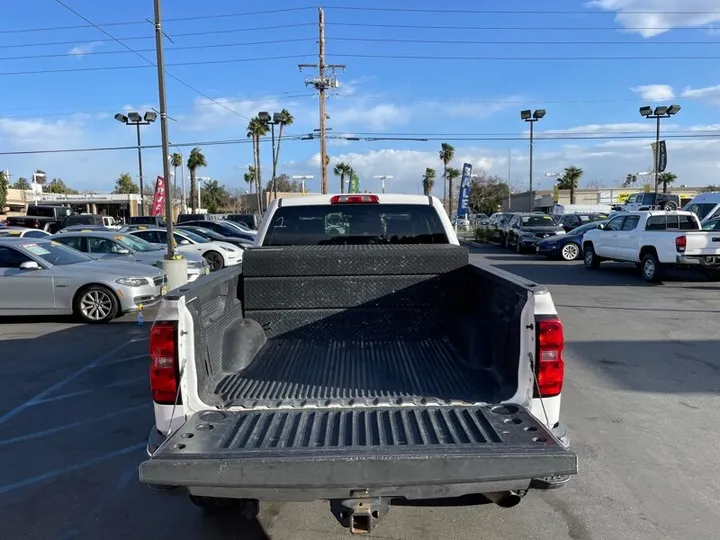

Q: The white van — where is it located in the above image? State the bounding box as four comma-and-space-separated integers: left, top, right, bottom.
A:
552, 203, 612, 215
682, 192, 720, 225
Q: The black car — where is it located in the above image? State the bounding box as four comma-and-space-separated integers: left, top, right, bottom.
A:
536, 220, 607, 261
506, 213, 565, 253
180, 220, 257, 243
486, 212, 517, 244
556, 213, 608, 233
176, 225, 252, 249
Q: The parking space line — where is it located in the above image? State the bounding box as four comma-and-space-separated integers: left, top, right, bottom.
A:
31, 376, 148, 406
92, 353, 148, 367
0, 404, 149, 447
0, 339, 143, 427
0, 442, 145, 496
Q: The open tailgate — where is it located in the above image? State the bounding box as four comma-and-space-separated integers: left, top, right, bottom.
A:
140, 405, 577, 495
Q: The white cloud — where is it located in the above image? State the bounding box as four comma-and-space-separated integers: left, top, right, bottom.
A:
0, 117, 85, 150
588, 0, 720, 37
631, 84, 676, 100
329, 103, 409, 130
68, 41, 104, 58
681, 83, 720, 104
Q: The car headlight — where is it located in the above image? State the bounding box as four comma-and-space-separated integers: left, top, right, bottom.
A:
555, 230, 566, 235
115, 277, 150, 287
219, 245, 236, 252
187, 260, 206, 269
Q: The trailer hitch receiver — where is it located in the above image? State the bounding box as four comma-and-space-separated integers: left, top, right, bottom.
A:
331, 495, 390, 534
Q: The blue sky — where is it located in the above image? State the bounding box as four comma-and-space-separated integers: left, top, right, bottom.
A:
2, 0, 720, 194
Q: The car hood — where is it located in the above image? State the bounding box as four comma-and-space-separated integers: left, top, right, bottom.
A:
54, 259, 165, 279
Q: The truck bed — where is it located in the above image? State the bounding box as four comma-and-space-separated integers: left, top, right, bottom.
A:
188, 245, 524, 410
213, 337, 502, 407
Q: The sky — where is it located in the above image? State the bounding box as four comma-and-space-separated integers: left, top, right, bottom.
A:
2, 0, 720, 195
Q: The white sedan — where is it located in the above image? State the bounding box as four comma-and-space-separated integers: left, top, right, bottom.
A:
0, 227, 52, 239
127, 227, 242, 271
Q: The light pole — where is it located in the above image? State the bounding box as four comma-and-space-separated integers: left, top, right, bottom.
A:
521, 109, 546, 212
372, 175, 394, 194
114, 111, 157, 216
31, 172, 46, 205
258, 112, 284, 200
639, 104, 680, 196
291, 175, 314, 195
197, 176, 210, 211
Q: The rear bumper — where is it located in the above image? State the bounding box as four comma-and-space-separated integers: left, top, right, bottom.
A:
140, 406, 578, 501
677, 254, 720, 267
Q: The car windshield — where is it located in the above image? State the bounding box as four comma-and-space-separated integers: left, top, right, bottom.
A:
702, 220, 720, 230
683, 202, 718, 221
115, 234, 159, 252
521, 215, 555, 226
22, 240, 93, 266
220, 220, 255, 233
0, 229, 26, 237
183, 227, 221, 240
264, 204, 449, 246
178, 229, 210, 243
572, 221, 605, 235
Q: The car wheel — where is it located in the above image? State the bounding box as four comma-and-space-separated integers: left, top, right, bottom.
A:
640, 252, 663, 283
204, 250, 224, 271
662, 201, 677, 211
560, 243, 580, 261
583, 245, 600, 269
74, 285, 118, 323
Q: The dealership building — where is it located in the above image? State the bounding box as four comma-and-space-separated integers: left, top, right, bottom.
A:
4, 188, 145, 220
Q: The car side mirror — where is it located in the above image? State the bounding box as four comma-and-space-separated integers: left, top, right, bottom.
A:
596, 224, 604, 230
19, 261, 41, 271
179, 239, 191, 245
117, 248, 131, 255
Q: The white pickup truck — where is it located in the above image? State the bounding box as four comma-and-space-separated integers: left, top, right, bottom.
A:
139, 194, 577, 534
582, 210, 720, 282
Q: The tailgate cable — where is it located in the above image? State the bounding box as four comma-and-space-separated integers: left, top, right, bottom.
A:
529, 352, 551, 429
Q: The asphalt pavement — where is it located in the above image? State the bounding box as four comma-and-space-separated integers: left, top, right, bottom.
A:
1, 245, 719, 540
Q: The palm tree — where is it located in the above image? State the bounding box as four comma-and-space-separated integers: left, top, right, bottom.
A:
333, 162, 353, 194
247, 117, 268, 211
186, 147, 207, 213
558, 166, 583, 204
244, 165, 257, 193
657, 171, 677, 193
439, 143, 455, 214
445, 167, 461, 213
272, 109, 294, 198
422, 168, 436, 196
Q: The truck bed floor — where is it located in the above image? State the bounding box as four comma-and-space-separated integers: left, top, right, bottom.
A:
213, 337, 501, 408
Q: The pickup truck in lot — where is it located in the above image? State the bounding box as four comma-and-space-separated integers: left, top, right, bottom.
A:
6, 204, 72, 233
140, 194, 577, 534
582, 210, 720, 282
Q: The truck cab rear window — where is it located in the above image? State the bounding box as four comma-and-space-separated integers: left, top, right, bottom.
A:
263, 204, 450, 246
645, 215, 698, 231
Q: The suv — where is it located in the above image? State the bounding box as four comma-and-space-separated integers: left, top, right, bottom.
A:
557, 213, 608, 233
614, 192, 680, 212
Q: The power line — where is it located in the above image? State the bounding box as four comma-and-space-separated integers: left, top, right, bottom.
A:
1, 23, 317, 50
329, 37, 716, 46
54, 0, 253, 122
0, 38, 316, 62
0, 92, 316, 119
0, 7, 316, 35
0, 54, 310, 76
2, 131, 718, 157
330, 53, 720, 61
323, 6, 720, 15
328, 22, 718, 31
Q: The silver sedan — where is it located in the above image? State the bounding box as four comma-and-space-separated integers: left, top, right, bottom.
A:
0, 238, 168, 323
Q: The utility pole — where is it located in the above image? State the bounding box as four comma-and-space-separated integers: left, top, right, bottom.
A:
299, 8, 345, 194
507, 147, 512, 210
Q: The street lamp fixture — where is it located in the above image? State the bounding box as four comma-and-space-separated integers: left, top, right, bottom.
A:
372, 175, 394, 194
258, 111, 286, 201
638, 103, 681, 195
114, 110, 157, 216
521, 109, 546, 211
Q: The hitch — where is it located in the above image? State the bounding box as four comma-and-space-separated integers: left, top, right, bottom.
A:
330, 495, 390, 534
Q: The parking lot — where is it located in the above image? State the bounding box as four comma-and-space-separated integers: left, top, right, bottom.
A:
1, 243, 719, 540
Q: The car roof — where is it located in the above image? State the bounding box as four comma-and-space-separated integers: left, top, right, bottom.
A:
54, 231, 130, 238
278, 193, 433, 207
0, 237, 49, 244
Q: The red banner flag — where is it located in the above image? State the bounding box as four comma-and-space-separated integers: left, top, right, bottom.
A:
151, 175, 166, 216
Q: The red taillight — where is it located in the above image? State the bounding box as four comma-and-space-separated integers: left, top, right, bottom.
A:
675, 235, 687, 252
149, 321, 179, 405
330, 194, 379, 204
536, 318, 565, 398
33, 220, 40, 229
